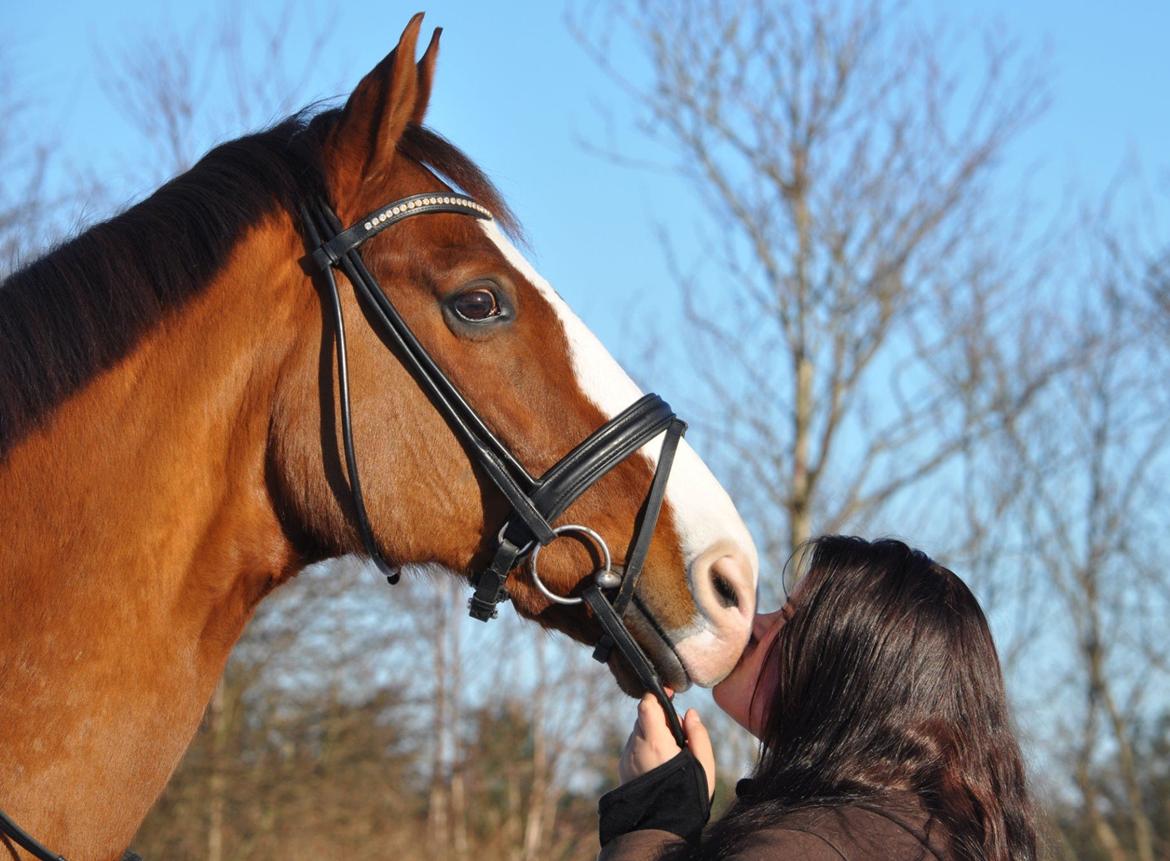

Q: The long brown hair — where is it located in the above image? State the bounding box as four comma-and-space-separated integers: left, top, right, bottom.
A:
698, 536, 1037, 860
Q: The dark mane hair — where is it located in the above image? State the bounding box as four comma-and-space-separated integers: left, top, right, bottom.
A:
693, 536, 1038, 861
0, 110, 516, 456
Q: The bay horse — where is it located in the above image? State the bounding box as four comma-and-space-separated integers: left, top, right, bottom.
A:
0, 15, 757, 861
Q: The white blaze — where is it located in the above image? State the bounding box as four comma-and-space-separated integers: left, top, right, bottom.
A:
480, 222, 759, 618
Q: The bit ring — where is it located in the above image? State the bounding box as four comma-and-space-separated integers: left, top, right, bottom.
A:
529, 524, 613, 605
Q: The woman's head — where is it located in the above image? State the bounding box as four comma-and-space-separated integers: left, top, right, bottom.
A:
711, 535, 1036, 861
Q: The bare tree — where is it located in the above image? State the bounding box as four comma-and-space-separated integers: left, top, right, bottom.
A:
569, 10, 1170, 858
0, 61, 63, 272
572, 0, 1055, 581
1144, 246, 1170, 336
420, 574, 467, 861
1000, 211, 1170, 861
98, 0, 339, 180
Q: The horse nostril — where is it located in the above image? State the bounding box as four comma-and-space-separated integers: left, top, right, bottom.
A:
712, 571, 739, 609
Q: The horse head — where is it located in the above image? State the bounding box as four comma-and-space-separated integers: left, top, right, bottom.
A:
268, 15, 758, 692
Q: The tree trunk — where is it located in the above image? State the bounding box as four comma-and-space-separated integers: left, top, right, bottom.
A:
522, 638, 549, 861
427, 589, 449, 859
789, 350, 813, 552
449, 581, 469, 861
451, 765, 468, 861
207, 679, 226, 861
505, 770, 522, 861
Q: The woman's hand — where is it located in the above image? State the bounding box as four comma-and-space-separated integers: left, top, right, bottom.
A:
618, 694, 716, 800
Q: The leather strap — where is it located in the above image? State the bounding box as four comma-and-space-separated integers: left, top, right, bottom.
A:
583, 585, 687, 748
305, 189, 692, 756
310, 193, 491, 269
592, 417, 684, 664
530, 396, 675, 522
585, 416, 688, 749
303, 194, 686, 627
466, 395, 675, 621
319, 237, 401, 585
304, 197, 559, 551
468, 537, 524, 621
614, 417, 683, 617
0, 807, 67, 861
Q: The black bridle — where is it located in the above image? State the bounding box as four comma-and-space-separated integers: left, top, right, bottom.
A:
0, 190, 687, 861
300, 190, 688, 738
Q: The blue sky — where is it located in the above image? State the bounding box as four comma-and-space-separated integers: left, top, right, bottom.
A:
9, 1, 1167, 393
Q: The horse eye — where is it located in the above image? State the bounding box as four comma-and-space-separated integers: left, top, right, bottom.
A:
451, 288, 501, 322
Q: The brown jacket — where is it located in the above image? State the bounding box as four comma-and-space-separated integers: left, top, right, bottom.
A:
599, 791, 952, 860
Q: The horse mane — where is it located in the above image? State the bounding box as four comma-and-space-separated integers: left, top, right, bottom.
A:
0, 109, 518, 456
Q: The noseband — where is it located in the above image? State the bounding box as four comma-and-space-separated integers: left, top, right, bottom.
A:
0, 190, 688, 861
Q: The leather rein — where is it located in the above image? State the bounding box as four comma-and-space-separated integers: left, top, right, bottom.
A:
1, 190, 687, 861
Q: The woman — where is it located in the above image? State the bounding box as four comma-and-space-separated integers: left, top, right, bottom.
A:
598, 536, 1037, 860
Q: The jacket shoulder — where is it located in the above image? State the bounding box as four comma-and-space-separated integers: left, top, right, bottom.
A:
753, 798, 950, 860
736, 827, 850, 858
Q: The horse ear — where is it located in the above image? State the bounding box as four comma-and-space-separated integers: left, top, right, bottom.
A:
328, 13, 427, 190
413, 27, 442, 126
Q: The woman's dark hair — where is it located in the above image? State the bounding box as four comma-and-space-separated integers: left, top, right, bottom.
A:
696, 536, 1037, 860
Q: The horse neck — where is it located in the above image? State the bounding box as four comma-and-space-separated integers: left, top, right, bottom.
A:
0, 217, 309, 857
